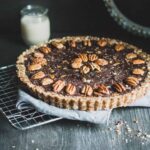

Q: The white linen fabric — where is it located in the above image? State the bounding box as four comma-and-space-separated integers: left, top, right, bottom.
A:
16, 90, 150, 124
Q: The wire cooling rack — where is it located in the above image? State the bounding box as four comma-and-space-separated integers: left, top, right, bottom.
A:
0, 65, 62, 130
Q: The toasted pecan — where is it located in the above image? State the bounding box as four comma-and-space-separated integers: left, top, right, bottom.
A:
71, 58, 82, 69
53, 80, 65, 92
49, 74, 55, 79
32, 57, 47, 66
81, 85, 93, 96
95, 84, 110, 95
126, 53, 137, 59
34, 52, 44, 58
28, 64, 42, 71
79, 53, 88, 62
66, 83, 76, 95
132, 59, 145, 65
41, 78, 53, 86
132, 69, 144, 75
84, 40, 91, 47
126, 77, 139, 87
88, 54, 98, 61
95, 58, 108, 66
97, 39, 107, 47
115, 43, 124, 52
113, 83, 126, 93
70, 40, 76, 48
52, 41, 64, 49
40, 46, 51, 54
80, 65, 90, 74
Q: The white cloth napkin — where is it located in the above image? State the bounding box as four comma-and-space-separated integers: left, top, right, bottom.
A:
16, 90, 150, 124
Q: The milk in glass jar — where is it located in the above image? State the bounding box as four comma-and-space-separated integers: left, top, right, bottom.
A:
21, 5, 50, 45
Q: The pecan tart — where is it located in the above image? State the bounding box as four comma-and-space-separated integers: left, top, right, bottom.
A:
16, 36, 150, 111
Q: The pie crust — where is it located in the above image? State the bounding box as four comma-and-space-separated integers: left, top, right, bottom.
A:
16, 36, 150, 111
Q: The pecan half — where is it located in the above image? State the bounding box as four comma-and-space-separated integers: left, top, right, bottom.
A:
90, 62, 101, 71
126, 77, 139, 87
115, 44, 124, 52
97, 39, 107, 47
132, 59, 145, 65
28, 64, 42, 71
84, 40, 91, 47
113, 83, 126, 93
95, 58, 108, 66
70, 40, 76, 48
32, 57, 47, 66
40, 46, 51, 54
71, 58, 82, 69
66, 83, 76, 95
79, 53, 88, 62
53, 80, 65, 92
41, 78, 53, 86
34, 52, 44, 58
132, 69, 144, 75
126, 53, 137, 59
52, 41, 64, 49
88, 54, 98, 61
81, 85, 93, 96
95, 84, 110, 95
80, 65, 90, 74
32, 71, 45, 80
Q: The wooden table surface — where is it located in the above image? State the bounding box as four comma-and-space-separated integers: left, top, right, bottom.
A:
0, 0, 150, 149
1, 107, 150, 150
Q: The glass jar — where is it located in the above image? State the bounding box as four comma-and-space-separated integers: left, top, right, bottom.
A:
21, 5, 50, 45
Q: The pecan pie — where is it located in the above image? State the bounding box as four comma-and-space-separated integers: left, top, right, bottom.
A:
16, 36, 150, 111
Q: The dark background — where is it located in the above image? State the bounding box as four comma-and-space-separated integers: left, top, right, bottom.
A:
0, 0, 150, 67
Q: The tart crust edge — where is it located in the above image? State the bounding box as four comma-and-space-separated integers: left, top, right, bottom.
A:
16, 36, 150, 111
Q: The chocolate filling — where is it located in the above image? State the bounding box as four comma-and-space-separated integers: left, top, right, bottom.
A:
25, 40, 148, 96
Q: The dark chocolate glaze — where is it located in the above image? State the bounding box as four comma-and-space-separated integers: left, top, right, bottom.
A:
25, 40, 148, 96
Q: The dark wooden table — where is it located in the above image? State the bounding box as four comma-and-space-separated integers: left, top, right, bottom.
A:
1, 106, 150, 150
1, 0, 150, 149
